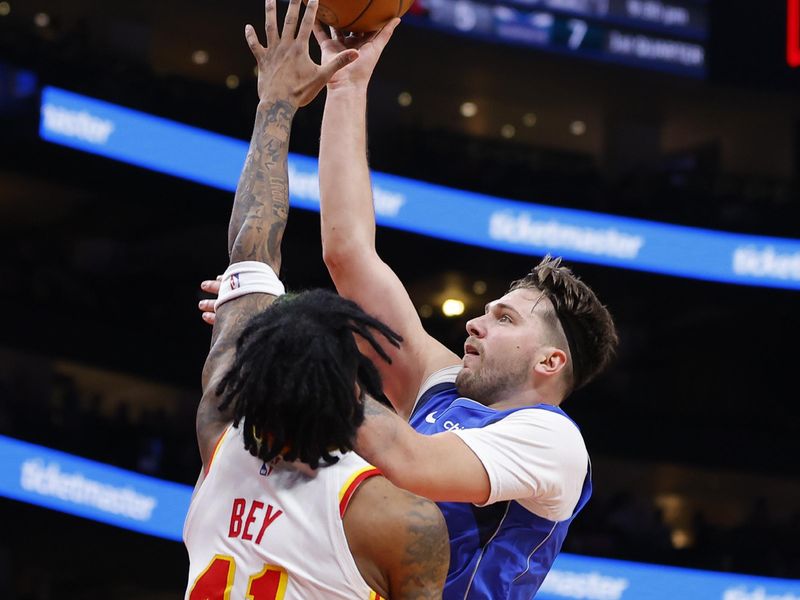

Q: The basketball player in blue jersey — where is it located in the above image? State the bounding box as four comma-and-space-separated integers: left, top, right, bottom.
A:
311, 19, 619, 599
199, 19, 618, 599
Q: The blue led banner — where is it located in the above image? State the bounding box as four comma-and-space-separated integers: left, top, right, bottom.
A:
540, 552, 800, 600
0, 434, 191, 541
1, 434, 798, 597
40, 86, 800, 290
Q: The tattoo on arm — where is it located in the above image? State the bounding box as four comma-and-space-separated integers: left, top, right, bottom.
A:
396, 498, 450, 599
209, 100, 294, 388
200, 295, 275, 408
200, 100, 295, 427
204, 295, 275, 373
228, 100, 295, 270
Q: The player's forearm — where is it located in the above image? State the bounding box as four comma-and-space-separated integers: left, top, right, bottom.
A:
356, 398, 456, 503
319, 87, 377, 263
228, 98, 296, 270
356, 398, 424, 488
209, 98, 295, 366
356, 397, 491, 503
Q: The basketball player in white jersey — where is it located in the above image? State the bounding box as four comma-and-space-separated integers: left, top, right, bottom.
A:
185, 2, 449, 598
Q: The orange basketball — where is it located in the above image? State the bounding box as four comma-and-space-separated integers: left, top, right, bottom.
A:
310, 0, 414, 33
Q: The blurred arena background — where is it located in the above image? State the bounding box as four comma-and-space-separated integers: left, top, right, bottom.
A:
1, 0, 800, 598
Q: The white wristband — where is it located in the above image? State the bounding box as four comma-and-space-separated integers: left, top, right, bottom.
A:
215, 261, 285, 310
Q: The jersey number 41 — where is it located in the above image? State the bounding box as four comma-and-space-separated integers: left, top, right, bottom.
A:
189, 554, 287, 600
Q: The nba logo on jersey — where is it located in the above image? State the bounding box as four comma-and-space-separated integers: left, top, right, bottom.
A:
230, 273, 240, 290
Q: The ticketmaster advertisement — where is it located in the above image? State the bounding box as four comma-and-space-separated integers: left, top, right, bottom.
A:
539, 552, 800, 600
40, 86, 800, 290
0, 434, 190, 541
1, 434, 798, 598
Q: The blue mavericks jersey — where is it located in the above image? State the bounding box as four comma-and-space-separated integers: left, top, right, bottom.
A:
408, 382, 592, 599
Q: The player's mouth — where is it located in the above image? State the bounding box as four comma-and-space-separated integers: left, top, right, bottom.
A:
464, 341, 480, 358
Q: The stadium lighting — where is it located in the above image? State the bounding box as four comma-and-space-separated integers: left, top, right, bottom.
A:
191, 50, 209, 65
460, 102, 478, 118
442, 299, 465, 317
225, 75, 240, 90
570, 120, 587, 136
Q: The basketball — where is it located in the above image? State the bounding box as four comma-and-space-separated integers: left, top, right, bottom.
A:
310, 0, 414, 33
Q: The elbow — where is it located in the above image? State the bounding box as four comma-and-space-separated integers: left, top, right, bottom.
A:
321, 239, 347, 272
321, 236, 371, 275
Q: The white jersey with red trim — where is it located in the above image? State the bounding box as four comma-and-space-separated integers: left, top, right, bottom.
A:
183, 425, 385, 600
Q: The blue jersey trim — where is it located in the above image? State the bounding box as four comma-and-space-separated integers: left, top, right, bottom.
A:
512, 521, 558, 584
463, 501, 512, 597
410, 381, 457, 420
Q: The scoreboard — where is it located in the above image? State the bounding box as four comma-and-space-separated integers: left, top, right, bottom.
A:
407, 0, 709, 76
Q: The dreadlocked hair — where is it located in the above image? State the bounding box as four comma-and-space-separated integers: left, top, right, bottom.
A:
215, 289, 402, 468
510, 255, 618, 393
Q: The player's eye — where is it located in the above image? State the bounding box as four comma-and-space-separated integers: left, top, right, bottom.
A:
498, 314, 512, 323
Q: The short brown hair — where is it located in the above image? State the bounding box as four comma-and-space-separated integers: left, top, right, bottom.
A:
509, 255, 618, 394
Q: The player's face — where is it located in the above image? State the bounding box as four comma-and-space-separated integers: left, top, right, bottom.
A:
456, 288, 549, 405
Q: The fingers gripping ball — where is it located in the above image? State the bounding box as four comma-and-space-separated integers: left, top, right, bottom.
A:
307, 0, 413, 32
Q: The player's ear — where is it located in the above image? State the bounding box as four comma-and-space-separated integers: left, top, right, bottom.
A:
533, 347, 568, 378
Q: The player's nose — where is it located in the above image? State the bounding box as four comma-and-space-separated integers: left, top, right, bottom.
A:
466, 315, 486, 338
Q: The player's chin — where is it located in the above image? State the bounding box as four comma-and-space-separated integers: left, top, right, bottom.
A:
462, 352, 481, 366
455, 366, 475, 391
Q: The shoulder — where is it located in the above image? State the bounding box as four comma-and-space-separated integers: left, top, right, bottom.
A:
460, 407, 587, 463
410, 365, 463, 418
452, 407, 589, 520
418, 364, 462, 393
345, 475, 448, 559
510, 408, 588, 477
508, 407, 586, 448
345, 476, 449, 599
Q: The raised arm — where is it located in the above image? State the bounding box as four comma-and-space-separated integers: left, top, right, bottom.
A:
196, 0, 358, 467
315, 23, 459, 419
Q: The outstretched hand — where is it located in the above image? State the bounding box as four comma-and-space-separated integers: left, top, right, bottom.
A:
312, 18, 401, 91
247, 0, 360, 107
